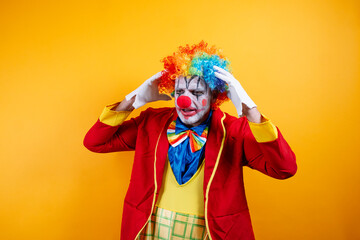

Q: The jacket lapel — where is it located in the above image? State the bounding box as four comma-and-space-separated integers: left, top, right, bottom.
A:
203, 109, 226, 193
155, 108, 177, 194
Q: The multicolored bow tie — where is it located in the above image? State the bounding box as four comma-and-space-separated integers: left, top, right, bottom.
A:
167, 120, 208, 152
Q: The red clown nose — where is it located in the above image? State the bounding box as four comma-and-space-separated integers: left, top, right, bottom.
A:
176, 96, 192, 108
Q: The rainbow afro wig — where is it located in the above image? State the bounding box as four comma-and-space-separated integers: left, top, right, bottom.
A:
158, 41, 231, 109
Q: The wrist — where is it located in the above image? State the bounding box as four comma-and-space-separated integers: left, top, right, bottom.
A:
243, 105, 262, 123
114, 98, 135, 111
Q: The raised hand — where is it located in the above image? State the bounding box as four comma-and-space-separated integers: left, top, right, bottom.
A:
214, 66, 257, 117
125, 72, 172, 109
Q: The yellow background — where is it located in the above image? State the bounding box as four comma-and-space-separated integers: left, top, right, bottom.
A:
1, 0, 359, 239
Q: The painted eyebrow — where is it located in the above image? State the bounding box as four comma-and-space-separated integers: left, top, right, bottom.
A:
176, 76, 208, 91
184, 76, 197, 88
189, 82, 207, 91
197, 77, 208, 91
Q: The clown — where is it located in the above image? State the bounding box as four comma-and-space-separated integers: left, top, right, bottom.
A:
175, 75, 212, 127
84, 41, 297, 240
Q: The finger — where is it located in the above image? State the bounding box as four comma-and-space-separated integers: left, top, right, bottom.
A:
149, 72, 163, 82
213, 66, 232, 77
213, 65, 230, 74
214, 72, 231, 83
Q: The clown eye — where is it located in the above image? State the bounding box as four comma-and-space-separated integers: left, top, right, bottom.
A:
192, 90, 204, 96
176, 89, 184, 95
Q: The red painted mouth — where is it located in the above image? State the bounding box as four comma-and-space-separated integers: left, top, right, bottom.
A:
180, 108, 198, 118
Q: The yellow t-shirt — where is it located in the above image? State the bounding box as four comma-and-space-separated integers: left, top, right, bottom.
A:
156, 158, 206, 216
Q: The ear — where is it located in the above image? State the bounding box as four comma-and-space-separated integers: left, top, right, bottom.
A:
210, 92, 216, 104
209, 91, 216, 108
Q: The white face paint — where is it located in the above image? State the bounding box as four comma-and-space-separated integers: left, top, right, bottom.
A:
174, 76, 212, 127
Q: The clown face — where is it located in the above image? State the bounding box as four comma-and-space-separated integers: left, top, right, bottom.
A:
175, 76, 212, 127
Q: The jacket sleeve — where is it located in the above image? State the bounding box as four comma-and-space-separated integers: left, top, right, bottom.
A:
83, 102, 142, 153
240, 114, 297, 179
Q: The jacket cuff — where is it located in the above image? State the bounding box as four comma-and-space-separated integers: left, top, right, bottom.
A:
99, 102, 131, 127
248, 114, 278, 142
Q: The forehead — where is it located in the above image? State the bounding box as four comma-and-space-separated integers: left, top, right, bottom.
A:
175, 76, 207, 89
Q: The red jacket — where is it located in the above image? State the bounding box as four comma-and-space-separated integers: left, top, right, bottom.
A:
84, 107, 297, 240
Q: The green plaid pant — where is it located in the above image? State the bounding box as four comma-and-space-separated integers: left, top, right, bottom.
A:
137, 206, 209, 240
